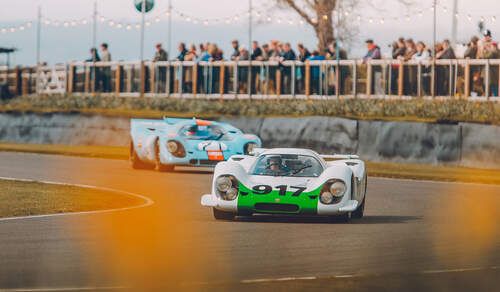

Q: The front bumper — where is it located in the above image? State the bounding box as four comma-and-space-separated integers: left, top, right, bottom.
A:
201, 194, 358, 215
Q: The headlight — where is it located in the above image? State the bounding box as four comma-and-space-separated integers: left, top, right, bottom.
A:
320, 179, 346, 204
166, 141, 178, 153
330, 181, 346, 197
215, 175, 239, 201
244, 142, 258, 155
166, 140, 186, 158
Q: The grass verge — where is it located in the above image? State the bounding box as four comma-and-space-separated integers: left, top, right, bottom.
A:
1, 95, 499, 124
0, 178, 146, 218
1, 142, 499, 185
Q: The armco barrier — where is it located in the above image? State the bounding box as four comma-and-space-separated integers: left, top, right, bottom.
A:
0, 113, 498, 169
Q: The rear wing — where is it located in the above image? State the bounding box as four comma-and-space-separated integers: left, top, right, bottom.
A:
320, 154, 360, 160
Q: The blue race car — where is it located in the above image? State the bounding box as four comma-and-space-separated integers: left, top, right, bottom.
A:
129, 117, 262, 171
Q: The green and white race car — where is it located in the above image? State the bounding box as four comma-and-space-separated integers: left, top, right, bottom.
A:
201, 148, 367, 222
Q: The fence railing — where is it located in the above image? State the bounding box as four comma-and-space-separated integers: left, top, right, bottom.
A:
1, 59, 499, 101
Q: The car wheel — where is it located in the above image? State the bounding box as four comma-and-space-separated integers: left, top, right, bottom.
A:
130, 141, 148, 169
352, 196, 365, 219
213, 208, 235, 221
155, 140, 174, 172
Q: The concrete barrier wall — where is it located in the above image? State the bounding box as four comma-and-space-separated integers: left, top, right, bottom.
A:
0, 113, 498, 169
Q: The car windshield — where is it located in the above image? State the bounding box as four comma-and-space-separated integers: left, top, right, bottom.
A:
179, 124, 227, 140
251, 154, 323, 177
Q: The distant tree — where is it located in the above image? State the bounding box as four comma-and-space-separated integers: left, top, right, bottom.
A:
275, 0, 414, 53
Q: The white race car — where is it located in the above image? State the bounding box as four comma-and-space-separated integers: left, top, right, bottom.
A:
201, 148, 367, 222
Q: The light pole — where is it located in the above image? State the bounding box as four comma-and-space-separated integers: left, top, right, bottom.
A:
247, 0, 252, 97
140, 0, 146, 97
432, 0, 437, 97
92, 1, 97, 95
451, 0, 458, 45
168, 0, 172, 59
36, 6, 41, 66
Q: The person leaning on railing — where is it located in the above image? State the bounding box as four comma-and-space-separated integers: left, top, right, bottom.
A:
153, 43, 168, 92
477, 30, 500, 97
363, 39, 383, 95
325, 40, 348, 94
435, 40, 456, 96
412, 41, 432, 95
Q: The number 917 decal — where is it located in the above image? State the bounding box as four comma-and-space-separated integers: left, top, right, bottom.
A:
241, 185, 307, 197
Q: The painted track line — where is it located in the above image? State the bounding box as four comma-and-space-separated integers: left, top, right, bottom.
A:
0, 176, 154, 222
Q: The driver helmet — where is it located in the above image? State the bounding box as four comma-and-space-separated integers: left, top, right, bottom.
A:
184, 125, 197, 135
267, 156, 282, 170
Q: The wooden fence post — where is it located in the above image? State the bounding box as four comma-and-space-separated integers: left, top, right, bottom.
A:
192, 64, 198, 96
14, 66, 21, 96
276, 69, 281, 99
140, 61, 145, 97
84, 65, 90, 93
398, 61, 404, 97
115, 62, 122, 95
21, 68, 29, 95
305, 62, 310, 98
67, 62, 75, 94
463, 62, 470, 98
366, 63, 372, 96
219, 64, 225, 98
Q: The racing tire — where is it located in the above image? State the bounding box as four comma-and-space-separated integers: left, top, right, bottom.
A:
352, 174, 367, 219
155, 140, 174, 172
130, 141, 149, 170
213, 208, 235, 221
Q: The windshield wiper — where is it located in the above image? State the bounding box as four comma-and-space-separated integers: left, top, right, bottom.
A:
290, 165, 312, 176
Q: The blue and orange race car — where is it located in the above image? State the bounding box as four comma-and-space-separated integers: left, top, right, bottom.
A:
129, 117, 262, 172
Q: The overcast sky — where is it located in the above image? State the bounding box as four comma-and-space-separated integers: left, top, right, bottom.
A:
1, 0, 499, 65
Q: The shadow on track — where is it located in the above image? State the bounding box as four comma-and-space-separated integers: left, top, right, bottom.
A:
232, 215, 421, 224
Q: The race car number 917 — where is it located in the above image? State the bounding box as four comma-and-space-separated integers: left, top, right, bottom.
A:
241, 185, 307, 197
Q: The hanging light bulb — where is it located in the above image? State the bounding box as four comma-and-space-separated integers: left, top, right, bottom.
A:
81, 19, 88, 25
356, 15, 361, 21
288, 20, 294, 25
26, 22, 32, 27
467, 14, 472, 21
311, 17, 316, 23
333, 10, 337, 15
380, 18, 384, 24
155, 17, 161, 22
418, 11, 423, 17
405, 15, 410, 22
234, 15, 239, 21
71, 20, 77, 27
299, 20, 304, 25
165, 11, 171, 17
480, 16, 485, 22
225, 18, 231, 24
145, 20, 151, 26
19, 25, 25, 30
10, 27, 15, 32
267, 17, 272, 22
322, 15, 328, 20
369, 17, 373, 23
185, 17, 191, 22
63, 21, 69, 27
100, 16, 105, 22
116, 23, 123, 28
54, 21, 60, 27
193, 19, 198, 24
1, 28, 6, 33
276, 18, 281, 24
344, 11, 349, 16
394, 17, 399, 22
255, 11, 260, 17
443, 7, 447, 13
203, 20, 209, 25
44, 19, 51, 25
135, 23, 140, 29
430, 6, 435, 12
455, 13, 459, 19
108, 20, 114, 26
492, 16, 497, 22
126, 24, 132, 30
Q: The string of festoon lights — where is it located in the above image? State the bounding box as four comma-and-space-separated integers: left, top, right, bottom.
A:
1, 3, 497, 35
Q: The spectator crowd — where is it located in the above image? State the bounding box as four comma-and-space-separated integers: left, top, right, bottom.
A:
85, 29, 500, 96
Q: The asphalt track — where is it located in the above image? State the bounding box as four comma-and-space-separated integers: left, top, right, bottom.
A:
0, 152, 499, 291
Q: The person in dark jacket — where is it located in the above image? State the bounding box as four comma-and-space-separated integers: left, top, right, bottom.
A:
86, 48, 101, 91
436, 40, 456, 95
176, 43, 188, 61
279, 43, 296, 94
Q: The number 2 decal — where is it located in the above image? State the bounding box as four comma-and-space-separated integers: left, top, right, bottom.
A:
252, 185, 306, 196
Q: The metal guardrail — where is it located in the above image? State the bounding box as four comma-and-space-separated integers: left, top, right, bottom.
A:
1, 59, 499, 101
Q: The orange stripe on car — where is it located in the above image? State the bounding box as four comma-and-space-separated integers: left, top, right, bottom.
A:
196, 119, 212, 126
